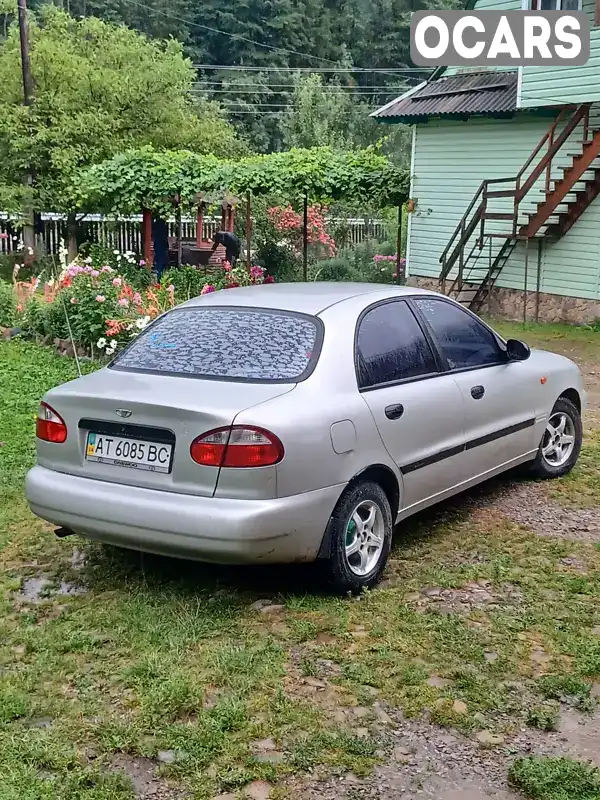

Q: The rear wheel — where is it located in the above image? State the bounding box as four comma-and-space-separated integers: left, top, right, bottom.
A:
323, 480, 393, 594
529, 397, 582, 479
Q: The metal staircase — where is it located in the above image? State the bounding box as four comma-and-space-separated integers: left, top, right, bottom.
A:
439, 104, 600, 313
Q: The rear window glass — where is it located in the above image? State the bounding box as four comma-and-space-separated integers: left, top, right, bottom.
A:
110, 307, 321, 382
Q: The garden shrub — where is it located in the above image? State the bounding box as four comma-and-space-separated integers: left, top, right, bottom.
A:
312, 257, 361, 282
162, 265, 210, 301
0, 280, 16, 327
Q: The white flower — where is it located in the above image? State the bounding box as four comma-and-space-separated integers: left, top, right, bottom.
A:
17, 241, 24, 251
84, 256, 92, 264
47, 277, 55, 288
27, 247, 34, 256
113, 249, 120, 255
96, 338, 107, 349
106, 341, 117, 355
135, 315, 151, 330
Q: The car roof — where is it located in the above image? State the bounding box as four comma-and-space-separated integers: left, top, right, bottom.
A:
182, 282, 438, 316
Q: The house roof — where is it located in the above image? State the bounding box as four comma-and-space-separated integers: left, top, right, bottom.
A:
372, 70, 519, 123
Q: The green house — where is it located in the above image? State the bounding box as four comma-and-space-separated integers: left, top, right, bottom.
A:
373, 0, 600, 324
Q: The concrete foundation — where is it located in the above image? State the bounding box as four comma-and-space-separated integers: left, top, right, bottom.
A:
407, 277, 600, 326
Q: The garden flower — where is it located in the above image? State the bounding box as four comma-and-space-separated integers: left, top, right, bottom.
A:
132, 292, 142, 306
106, 340, 117, 355
118, 298, 129, 308
200, 285, 216, 295
70, 297, 78, 304
95, 295, 105, 303
250, 265, 265, 280
135, 316, 150, 330
264, 275, 275, 284
112, 277, 122, 287
96, 338, 107, 349
101, 266, 113, 273
223, 261, 232, 272
91, 270, 100, 277
113, 249, 120, 255
139, 259, 146, 266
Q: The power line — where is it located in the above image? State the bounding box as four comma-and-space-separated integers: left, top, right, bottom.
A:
194, 64, 431, 73
193, 88, 407, 95
120, 0, 340, 65
194, 82, 412, 89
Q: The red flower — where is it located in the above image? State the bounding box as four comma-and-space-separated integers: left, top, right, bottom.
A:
264, 275, 275, 284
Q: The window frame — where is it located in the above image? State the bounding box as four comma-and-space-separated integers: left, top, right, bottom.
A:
354, 297, 445, 393
108, 304, 325, 385
526, 0, 582, 10
408, 296, 509, 376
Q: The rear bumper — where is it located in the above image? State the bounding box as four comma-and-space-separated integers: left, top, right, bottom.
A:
25, 465, 344, 564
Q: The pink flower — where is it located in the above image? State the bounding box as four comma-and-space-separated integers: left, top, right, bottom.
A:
95, 295, 105, 303
132, 292, 142, 306
91, 269, 100, 277
264, 275, 275, 284
101, 266, 113, 273
70, 297, 78, 304
200, 284, 216, 295
139, 259, 146, 266
222, 261, 232, 272
118, 298, 129, 308
112, 277, 122, 287
250, 265, 265, 280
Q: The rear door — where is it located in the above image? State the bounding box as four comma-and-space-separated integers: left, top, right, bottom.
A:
411, 297, 537, 480
356, 299, 468, 513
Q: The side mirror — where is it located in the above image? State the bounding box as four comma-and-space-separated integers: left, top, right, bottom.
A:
506, 339, 531, 362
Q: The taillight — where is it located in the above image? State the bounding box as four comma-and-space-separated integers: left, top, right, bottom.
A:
190, 426, 284, 468
36, 402, 68, 444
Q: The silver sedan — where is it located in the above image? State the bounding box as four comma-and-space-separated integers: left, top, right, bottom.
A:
26, 283, 586, 593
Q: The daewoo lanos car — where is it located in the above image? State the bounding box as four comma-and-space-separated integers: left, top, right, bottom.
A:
26, 283, 585, 593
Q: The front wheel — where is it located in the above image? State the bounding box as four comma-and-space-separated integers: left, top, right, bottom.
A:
528, 397, 582, 479
322, 480, 393, 594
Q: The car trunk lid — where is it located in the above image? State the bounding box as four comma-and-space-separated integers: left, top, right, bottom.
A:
38, 368, 294, 497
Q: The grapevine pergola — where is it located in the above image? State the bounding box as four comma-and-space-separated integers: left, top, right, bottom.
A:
80, 146, 410, 279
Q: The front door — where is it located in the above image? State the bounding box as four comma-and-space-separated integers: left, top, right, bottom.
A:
411, 297, 538, 481
356, 299, 467, 513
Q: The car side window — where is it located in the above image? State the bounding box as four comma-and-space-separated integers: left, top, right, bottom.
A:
356, 300, 438, 389
412, 298, 503, 371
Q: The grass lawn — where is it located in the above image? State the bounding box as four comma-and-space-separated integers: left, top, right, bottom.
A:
1, 322, 600, 800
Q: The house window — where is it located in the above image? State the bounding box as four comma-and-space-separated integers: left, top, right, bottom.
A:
528, 0, 581, 9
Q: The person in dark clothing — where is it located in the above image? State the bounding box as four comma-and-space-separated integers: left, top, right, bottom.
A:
152, 216, 170, 282
211, 230, 241, 267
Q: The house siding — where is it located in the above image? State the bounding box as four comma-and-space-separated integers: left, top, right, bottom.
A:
408, 114, 600, 301
520, 26, 600, 108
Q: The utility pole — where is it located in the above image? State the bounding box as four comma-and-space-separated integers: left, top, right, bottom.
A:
17, 0, 36, 259
18, 0, 33, 107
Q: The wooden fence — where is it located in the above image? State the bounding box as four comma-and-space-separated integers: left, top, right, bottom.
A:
0, 214, 388, 256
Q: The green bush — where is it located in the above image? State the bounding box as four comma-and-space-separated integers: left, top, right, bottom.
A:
0, 280, 16, 327
509, 756, 600, 799
162, 265, 210, 300
312, 257, 361, 282
255, 242, 301, 283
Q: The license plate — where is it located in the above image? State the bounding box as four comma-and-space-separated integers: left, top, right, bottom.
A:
85, 432, 173, 473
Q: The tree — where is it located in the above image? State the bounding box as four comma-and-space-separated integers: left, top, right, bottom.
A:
0, 4, 242, 252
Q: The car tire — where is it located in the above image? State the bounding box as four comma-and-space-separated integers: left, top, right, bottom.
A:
322, 480, 393, 595
528, 397, 582, 479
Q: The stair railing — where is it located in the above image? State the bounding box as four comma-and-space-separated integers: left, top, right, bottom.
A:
439, 103, 591, 291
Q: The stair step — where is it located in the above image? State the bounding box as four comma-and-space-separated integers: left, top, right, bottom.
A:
482, 212, 515, 220
485, 189, 517, 198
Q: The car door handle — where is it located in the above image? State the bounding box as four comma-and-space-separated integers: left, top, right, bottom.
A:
385, 404, 405, 420
471, 385, 485, 400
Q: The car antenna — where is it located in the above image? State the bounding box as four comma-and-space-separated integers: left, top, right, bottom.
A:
52, 252, 82, 379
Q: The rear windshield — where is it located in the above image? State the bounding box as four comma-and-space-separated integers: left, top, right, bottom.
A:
110, 306, 322, 383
